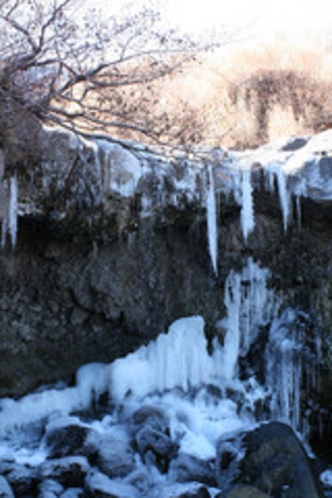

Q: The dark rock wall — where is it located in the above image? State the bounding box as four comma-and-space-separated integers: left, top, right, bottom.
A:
0, 213, 224, 397
1, 144, 332, 464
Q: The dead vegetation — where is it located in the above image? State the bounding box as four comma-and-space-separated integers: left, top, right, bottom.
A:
115, 36, 332, 150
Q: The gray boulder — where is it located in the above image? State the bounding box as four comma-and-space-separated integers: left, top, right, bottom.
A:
85, 469, 139, 498
38, 478, 64, 497
132, 404, 178, 473
83, 430, 135, 479
216, 421, 324, 498
40, 456, 89, 489
169, 453, 216, 487
45, 424, 89, 459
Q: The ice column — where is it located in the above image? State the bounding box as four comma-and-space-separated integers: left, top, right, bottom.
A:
206, 165, 218, 275
214, 258, 276, 382
240, 169, 255, 241
266, 309, 302, 430
266, 164, 290, 230
109, 316, 213, 401
1, 175, 18, 248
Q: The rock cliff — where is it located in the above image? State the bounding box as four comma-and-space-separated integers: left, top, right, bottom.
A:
1, 127, 332, 460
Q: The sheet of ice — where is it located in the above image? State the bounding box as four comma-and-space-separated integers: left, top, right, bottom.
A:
206, 165, 218, 275
0, 385, 87, 436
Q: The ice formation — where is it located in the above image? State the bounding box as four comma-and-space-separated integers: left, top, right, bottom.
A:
0, 256, 323, 493
1, 175, 18, 248
228, 162, 256, 242
206, 165, 218, 274
265, 163, 291, 230
240, 168, 255, 240
98, 140, 142, 198
213, 258, 276, 382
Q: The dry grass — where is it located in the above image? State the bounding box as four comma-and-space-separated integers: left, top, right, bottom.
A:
136, 34, 332, 150
84, 34, 332, 151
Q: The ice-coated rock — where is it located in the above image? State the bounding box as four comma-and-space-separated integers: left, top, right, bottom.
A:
83, 429, 135, 479
85, 469, 140, 498
40, 456, 90, 489
44, 424, 89, 459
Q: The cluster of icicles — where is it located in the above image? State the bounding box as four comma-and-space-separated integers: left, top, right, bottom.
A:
0, 147, 294, 259
206, 160, 293, 276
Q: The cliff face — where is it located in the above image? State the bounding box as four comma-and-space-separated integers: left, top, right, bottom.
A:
1, 128, 332, 453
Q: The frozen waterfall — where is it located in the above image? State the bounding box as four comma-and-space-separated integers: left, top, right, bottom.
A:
0, 258, 308, 438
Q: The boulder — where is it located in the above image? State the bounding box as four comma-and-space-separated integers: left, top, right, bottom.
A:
135, 424, 178, 472
40, 456, 90, 489
4, 462, 40, 496
132, 404, 178, 473
38, 478, 64, 497
82, 430, 135, 479
216, 421, 324, 498
44, 424, 89, 459
85, 469, 139, 498
169, 453, 216, 487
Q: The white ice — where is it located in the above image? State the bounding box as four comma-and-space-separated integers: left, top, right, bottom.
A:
213, 258, 277, 382
98, 140, 142, 198
206, 165, 218, 274
9, 175, 18, 247
1, 175, 18, 248
266, 163, 290, 231
240, 168, 255, 241
0, 258, 306, 474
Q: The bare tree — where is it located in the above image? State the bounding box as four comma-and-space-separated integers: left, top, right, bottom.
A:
0, 0, 204, 173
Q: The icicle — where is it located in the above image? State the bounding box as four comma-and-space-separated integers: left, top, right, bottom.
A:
240, 169, 255, 241
214, 258, 276, 383
295, 195, 302, 230
275, 167, 290, 231
9, 175, 18, 248
109, 316, 213, 400
265, 309, 302, 430
206, 165, 218, 275
218, 271, 241, 381
1, 175, 18, 249
1, 214, 7, 248
266, 164, 290, 231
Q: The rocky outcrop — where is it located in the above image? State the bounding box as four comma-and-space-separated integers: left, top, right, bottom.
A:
1, 127, 332, 465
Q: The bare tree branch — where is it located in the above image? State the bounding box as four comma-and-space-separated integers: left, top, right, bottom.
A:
0, 0, 218, 172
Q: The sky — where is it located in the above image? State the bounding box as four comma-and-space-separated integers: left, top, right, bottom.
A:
86, 0, 332, 53
162, 0, 332, 44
